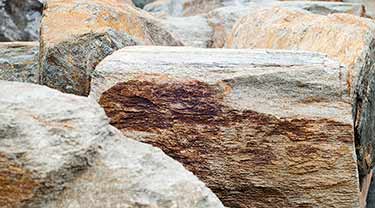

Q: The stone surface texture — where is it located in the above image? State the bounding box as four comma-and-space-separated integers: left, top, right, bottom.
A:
0, 42, 39, 83
208, 1, 365, 48
39, 0, 182, 95
0, 0, 43, 41
91, 46, 360, 208
227, 7, 375, 94
161, 15, 213, 47
0, 80, 224, 208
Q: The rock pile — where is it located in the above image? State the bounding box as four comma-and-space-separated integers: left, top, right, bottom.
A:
1, 0, 375, 207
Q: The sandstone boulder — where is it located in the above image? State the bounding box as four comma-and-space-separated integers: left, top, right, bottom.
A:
0, 42, 38, 83
227, 7, 375, 94
208, 1, 365, 48
0, 80, 224, 208
39, 0, 182, 96
0, 0, 43, 41
91, 46, 361, 208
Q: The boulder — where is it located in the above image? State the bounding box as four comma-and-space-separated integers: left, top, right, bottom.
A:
0, 80, 224, 208
208, 1, 365, 48
39, 0, 182, 96
227, 7, 375, 94
160, 15, 213, 47
132, 0, 155, 8
207, 5, 251, 48
90, 46, 361, 208
0, 0, 43, 41
0, 42, 39, 83
353, 44, 375, 207
144, 0, 246, 17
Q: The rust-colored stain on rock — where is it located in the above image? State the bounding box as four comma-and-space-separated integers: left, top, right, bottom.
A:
99, 79, 357, 208
0, 154, 39, 208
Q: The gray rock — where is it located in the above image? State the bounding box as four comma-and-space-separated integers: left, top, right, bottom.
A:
0, 80, 224, 208
353, 44, 375, 196
160, 15, 213, 47
40, 29, 137, 96
90, 46, 361, 208
133, 0, 156, 8
276, 1, 366, 16
0, 42, 39, 83
0, 0, 43, 41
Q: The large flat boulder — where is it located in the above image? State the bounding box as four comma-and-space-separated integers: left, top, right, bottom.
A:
90, 46, 361, 208
0, 42, 39, 83
0, 80, 224, 208
227, 7, 375, 95
39, 0, 182, 96
0, 0, 43, 41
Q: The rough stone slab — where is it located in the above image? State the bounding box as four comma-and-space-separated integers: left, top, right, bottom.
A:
39, 0, 182, 95
91, 46, 360, 208
227, 7, 375, 95
0, 42, 39, 83
0, 80, 224, 208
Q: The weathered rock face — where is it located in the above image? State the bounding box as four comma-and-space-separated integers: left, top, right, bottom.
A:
227, 7, 375, 94
0, 42, 39, 83
0, 80, 224, 208
39, 0, 182, 96
353, 43, 375, 196
91, 46, 361, 208
207, 1, 365, 48
161, 15, 213, 47
0, 0, 43, 41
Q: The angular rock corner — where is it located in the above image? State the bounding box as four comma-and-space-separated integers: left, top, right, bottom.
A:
39, 0, 182, 96
90, 46, 362, 207
0, 80, 224, 208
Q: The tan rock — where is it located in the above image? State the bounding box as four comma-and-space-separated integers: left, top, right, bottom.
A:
227, 7, 375, 94
39, 0, 182, 95
208, 1, 365, 48
90, 46, 361, 208
0, 80, 224, 208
